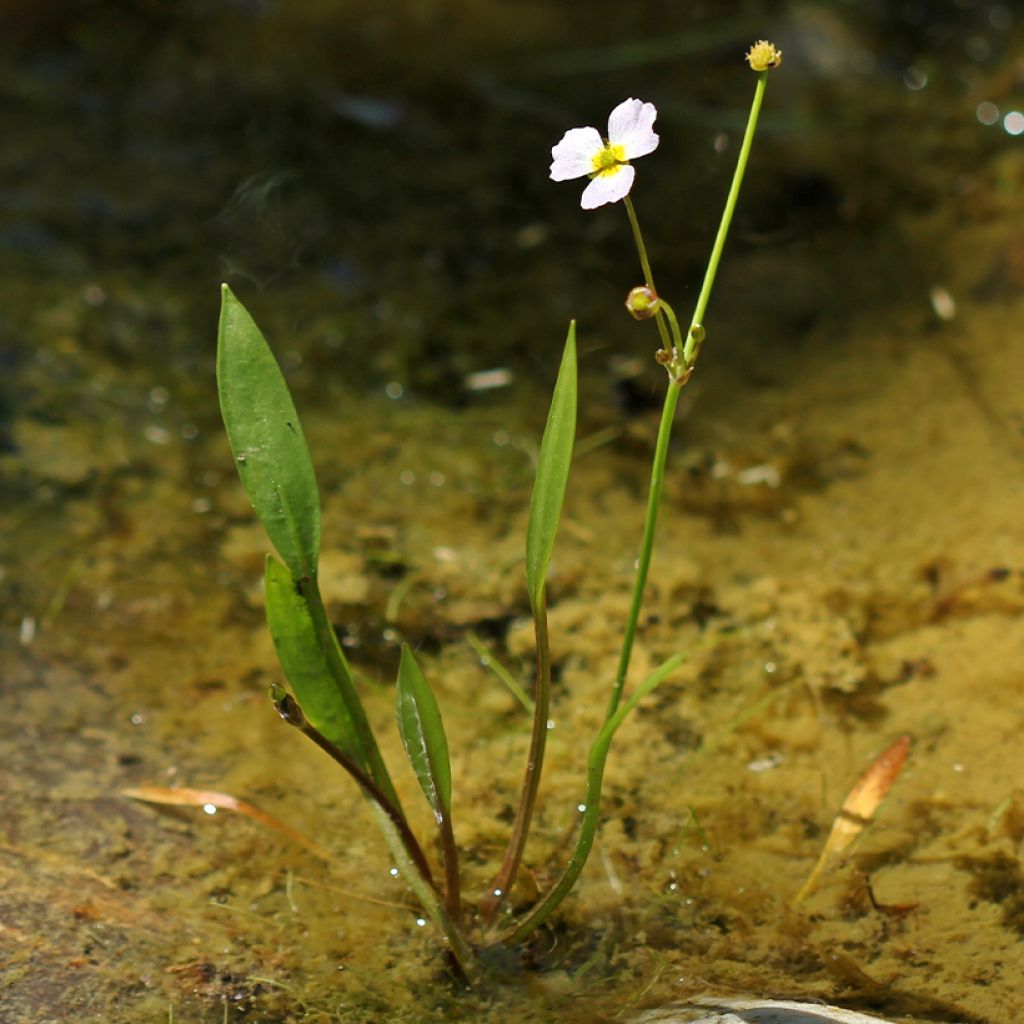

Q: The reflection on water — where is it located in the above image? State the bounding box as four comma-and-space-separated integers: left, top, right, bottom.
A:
2, 2, 1024, 1022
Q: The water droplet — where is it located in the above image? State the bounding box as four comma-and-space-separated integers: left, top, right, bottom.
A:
930, 285, 956, 321
19, 616, 35, 646
464, 367, 513, 392
902, 65, 927, 91
976, 100, 999, 126
989, 3, 1013, 31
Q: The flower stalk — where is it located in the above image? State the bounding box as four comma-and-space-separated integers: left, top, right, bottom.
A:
479, 604, 553, 924
623, 196, 673, 355
607, 60, 774, 717
215, 41, 779, 985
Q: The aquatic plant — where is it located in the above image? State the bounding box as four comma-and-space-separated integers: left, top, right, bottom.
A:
216, 42, 781, 983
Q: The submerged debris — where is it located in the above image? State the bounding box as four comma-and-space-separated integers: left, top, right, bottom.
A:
634, 996, 943, 1024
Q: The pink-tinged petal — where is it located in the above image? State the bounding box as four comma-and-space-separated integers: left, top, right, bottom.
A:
607, 98, 659, 160
550, 126, 604, 181
581, 165, 635, 209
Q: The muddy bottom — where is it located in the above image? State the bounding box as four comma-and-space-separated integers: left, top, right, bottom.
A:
3, 229, 1023, 1022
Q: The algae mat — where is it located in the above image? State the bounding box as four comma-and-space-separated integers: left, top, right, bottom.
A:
2, 267, 1023, 1022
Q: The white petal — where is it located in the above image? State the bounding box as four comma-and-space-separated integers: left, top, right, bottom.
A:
550, 126, 604, 181
581, 165, 635, 209
607, 98, 659, 160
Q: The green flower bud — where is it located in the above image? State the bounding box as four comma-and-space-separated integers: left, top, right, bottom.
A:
625, 285, 660, 321
746, 40, 782, 72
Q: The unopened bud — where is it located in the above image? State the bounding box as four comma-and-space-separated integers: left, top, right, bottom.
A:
746, 40, 782, 72
625, 285, 660, 321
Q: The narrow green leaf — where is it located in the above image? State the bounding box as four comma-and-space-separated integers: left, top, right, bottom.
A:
525, 322, 577, 610
395, 644, 452, 818
263, 554, 361, 760
217, 284, 321, 580
466, 631, 532, 714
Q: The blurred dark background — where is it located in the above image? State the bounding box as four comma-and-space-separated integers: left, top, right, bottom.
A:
0, 0, 1020, 421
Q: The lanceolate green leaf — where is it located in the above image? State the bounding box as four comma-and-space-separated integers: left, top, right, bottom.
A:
396, 645, 452, 818
265, 555, 404, 810
217, 284, 321, 580
264, 555, 361, 759
525, 322, 577, 610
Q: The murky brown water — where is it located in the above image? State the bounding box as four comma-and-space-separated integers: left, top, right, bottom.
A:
2, 3, 1023, 1022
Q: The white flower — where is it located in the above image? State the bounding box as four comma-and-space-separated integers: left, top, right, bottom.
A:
549, 98, 659, 210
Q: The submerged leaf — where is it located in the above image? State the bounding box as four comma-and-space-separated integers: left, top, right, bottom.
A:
395, 644, 452, 818
793, 734, 911, 905
525, 322, 577, 610
122, 786, 333, 861
217, 284, 321, 580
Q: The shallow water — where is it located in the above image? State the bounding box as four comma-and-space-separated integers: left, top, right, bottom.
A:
2, 3, 1023, 1023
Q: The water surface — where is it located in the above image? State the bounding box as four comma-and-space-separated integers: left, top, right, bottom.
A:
2, 3, 1023, 1022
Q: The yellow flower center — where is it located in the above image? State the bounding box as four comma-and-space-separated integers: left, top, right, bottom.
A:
591, 143, 627, 178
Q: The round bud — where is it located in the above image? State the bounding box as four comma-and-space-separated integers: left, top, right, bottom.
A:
625, 285, 661, 321
746, 40, 782, 72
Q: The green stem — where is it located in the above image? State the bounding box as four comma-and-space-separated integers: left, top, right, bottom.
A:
607, 71, 769, 716
624, 194, 673, 354
272, 690, 436, 891
437, 806, 462, 923
481, 602, 552, 923
683, 71, 767, 366
371, 803, 482, 984
502, 654, 685, 946
607, 379, 681, 717
623, 194, 656, 290
301, 575, 403, 810
658, 299, 686, 354
272, 689, 482, 983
